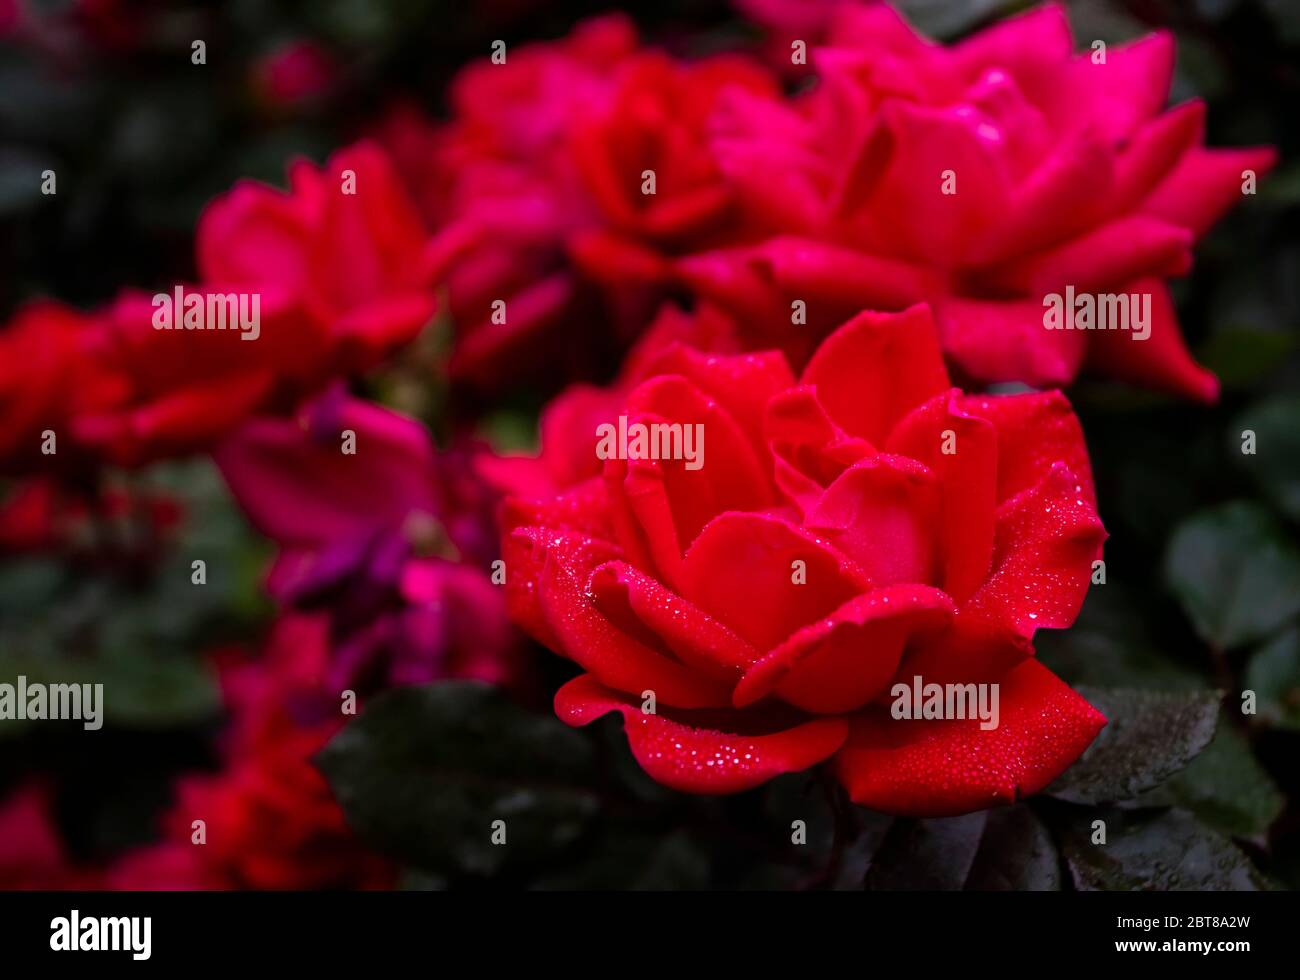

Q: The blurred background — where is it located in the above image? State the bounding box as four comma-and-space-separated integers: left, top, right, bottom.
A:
0, 0, 1297, 889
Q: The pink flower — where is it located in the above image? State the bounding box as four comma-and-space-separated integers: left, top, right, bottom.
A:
215, 391, 525, 695
684, 1, 1277, 400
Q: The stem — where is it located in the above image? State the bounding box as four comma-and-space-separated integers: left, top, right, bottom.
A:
803, 766, 855, 889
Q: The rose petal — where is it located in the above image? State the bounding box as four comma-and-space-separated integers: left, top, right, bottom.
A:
734, 584, 956, 714
749, 236, 941, 312
901, 461, 1106, 685
589, 560, 760, 683
1141, 144, 1279, 238
1109, 100, 1205, 214
839, 101, 1014, 267
986, 215, 1192, 295
556, 674, 848, 794
974, 129, 1114, 265
681, 511, 871, 651
499, 479, 613, 647
764, 385, 875, 513
931, 294, 1088, 389
801, 304, 951, 445
833, 658, 1106, 816
959, 389, 1095, 507
623, 373, 774, 519
885, 390, 997, 606
1051, 32, 1175, 143
803, 453, 941, 588
631, 345, 794, 464
1083, 278, 1219, 403
528, 527, 733, 708
214, 395, 437, 548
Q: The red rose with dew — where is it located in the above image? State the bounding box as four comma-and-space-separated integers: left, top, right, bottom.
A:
501, 303, 1107, 816
684, 1, 1277, 400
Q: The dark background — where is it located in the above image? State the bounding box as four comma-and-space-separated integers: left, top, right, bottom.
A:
1, 0, 1297, 889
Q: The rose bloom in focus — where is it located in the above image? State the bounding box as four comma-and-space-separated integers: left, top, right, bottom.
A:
501, 303, 1107, 816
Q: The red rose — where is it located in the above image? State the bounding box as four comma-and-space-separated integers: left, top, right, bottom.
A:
380, 16, 777, 390
0, 301, 126, 473
502, 304, 1107, 816
480, 301, 744, 500
566, 51, 778, 283
0, 782, 98, 890
401, 15, 638, 387
0, 141, 439, 470
113, 619, 394, 890
684, 2, 1277, 400
196, 140, 437, 373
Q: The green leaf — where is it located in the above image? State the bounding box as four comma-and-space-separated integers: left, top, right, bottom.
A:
763, 773, 835, 860
830, 811, 895, 891
1123, 722, 1283, 839
1036, 588, 1206, 691
894, 0, 1019, 39
865, 812, 988, 890
1063, 808, 1269, 891
93, 652, 222, 729
0, 558, 66, 611
1164, 502, 1300, 649
754, 777, 894, 890
317, 681, 600, 876
531, 830, 712, 890
1260, 161, 1300, 205
477, 410, 540, 455
1234, 395, 1300, 523
1047, 688, 1220, 804
0, 651, 219, 734
1244, 626, 1300, 730
630, 833, 713, 890
1198, 327, 1294, 388
965, 806, 1061, 891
